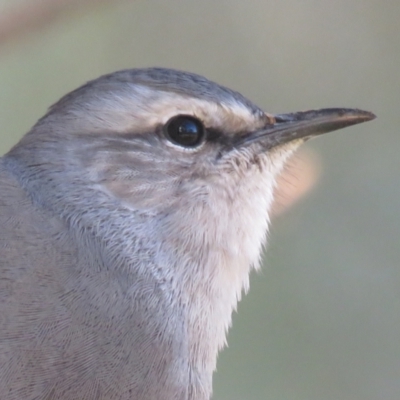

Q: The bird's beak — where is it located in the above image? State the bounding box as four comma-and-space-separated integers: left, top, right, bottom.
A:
238, 108, 376, 149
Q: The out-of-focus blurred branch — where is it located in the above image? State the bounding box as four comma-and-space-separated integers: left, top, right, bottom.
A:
272, 149, 321, 217
0, 0, 125, 47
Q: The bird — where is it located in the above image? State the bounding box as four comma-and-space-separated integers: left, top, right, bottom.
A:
0, 68, 374, 400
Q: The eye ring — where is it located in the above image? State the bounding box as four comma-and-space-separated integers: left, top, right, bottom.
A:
164, 115, 206, 148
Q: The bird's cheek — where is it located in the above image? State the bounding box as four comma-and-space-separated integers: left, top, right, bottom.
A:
100, 178, 179, 212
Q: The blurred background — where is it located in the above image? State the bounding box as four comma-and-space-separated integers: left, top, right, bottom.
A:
0, 1, 398, 399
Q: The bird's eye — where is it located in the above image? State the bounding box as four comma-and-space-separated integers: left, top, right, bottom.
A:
164, 115, 205, 148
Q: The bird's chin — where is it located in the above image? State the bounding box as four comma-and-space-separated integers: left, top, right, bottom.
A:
267, 137, 306, 155
256, 137, 305, 173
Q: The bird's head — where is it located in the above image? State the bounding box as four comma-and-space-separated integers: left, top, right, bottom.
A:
16, 68, 374, 216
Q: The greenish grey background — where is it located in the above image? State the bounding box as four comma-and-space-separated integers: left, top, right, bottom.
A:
0, 1, 398, 399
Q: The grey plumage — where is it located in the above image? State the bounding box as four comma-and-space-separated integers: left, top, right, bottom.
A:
0, 68, 374, 399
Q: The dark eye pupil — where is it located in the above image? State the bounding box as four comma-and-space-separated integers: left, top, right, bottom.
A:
165, 116, 205, 147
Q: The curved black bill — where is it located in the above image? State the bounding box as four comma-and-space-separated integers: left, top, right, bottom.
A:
238, 108, 375, 149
